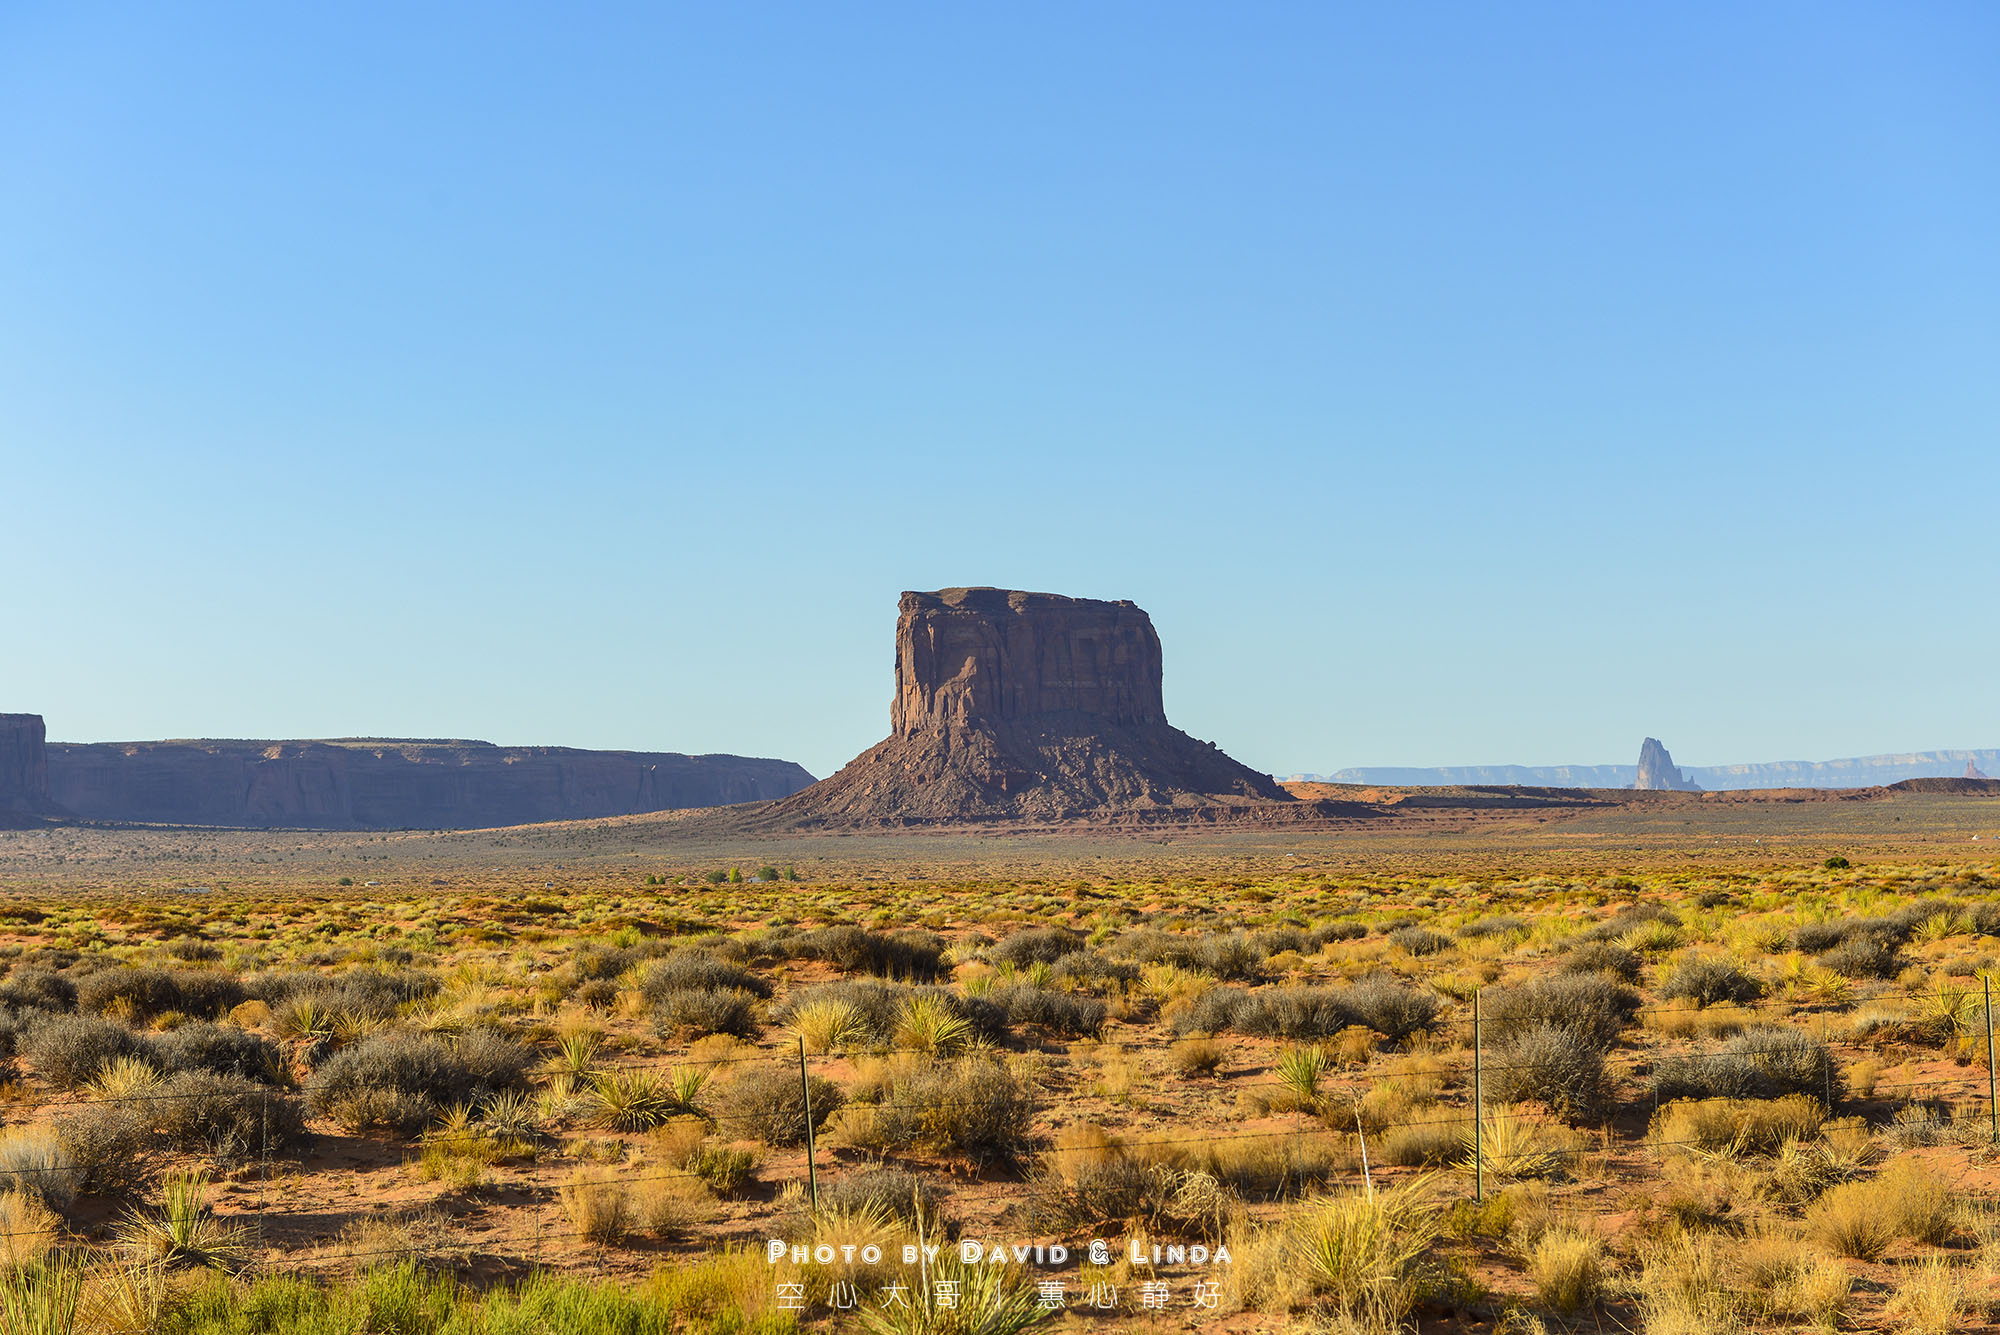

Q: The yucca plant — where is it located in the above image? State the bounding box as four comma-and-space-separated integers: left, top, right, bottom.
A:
1913, 911, 1972, 945
543, 1030, 602, 1079
1275, 1045, 1328, 1110
894, 995, 971, 1057
789, 999, 868, 1055
0, 1254, 82, 1335
479, 1088, 541, 1141
114, 1172, 249, 1270
588, 1070, 676, 1132
667, 1064, 710, 1113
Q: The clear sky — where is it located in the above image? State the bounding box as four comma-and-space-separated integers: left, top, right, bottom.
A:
4, 4, 1995, 781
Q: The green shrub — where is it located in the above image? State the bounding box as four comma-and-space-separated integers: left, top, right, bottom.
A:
784, 927, 947, 981
53, 1104, 153, 1196
306, 1029, 530, 1132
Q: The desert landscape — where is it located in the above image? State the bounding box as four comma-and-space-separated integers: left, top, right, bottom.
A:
3, 591, 2000, 1335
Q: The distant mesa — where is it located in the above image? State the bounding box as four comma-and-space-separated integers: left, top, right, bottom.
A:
1633, 737, 1702, 792
0, 714, 59, 825
751, 588, 1289, 827
0, 715, 812, 830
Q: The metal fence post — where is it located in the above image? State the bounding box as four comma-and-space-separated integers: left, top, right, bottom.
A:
1986, 975, 1997, 1143
1472, 989, 1483, 1203
799, 1036, 820, 1212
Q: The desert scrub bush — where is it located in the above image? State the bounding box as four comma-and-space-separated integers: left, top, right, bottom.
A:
1816, 932, 1901, 979
22, 1013, 149, 1089
874, 1057, 1032, 1166
1556, 940, 1642, 982
53, 1104, 152, 1197
1455, 915, 1525, 942
1046, 951, 1139, 993
1575, 902, 1679, 944
1481, 974, 1638, 1051
75, 967, 245, 1022
712, 1065, 842, 1147
784, 926, 947, 980
1650, 1094, 1825, 1152
1386, 926, 1451, 957
0, 1127, 77, 1210
638, 949, 769, 1000
1525, 1226, 1602, 1312
1175, 981, 1438, 1042
1651, 1027, 1839, 1103
0, 966, 76, 1013
853, 1249, 1046, 1335
817, 1167, 946, 1226
1807, 1178, 1899, 1260
154, 1071, 306, 1155
1487, 1024, 1609, 1122
648, 986, 759, 1039
150, 1022, 286, 1083
987, 927, 1084, 967
1634, 1232, 1737, 1335
306, 1029, 531, 1133
787, 997, 866, 1056
988, 985, 1104, 1038
1658, 954, 1764, 1007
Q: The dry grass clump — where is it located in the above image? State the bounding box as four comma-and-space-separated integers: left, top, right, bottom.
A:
1651, 1094, 1825, 1152
1169, 1033, 1225, 1075
1883, 1258, 1967, 1335
1523, 1225, 1603, 1312
558, 1168, 631, 1243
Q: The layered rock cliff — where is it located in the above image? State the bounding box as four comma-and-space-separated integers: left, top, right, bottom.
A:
1634, 737, 1702, 792
42, 737, 813, 830
0, 715, 55, 819
757, 588, 1288, 827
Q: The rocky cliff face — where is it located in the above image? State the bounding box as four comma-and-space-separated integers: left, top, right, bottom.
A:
0, 715, 53, 817
44, 738, 813, 830
1634, 737, 1702, 792
757, 588, 1288, 827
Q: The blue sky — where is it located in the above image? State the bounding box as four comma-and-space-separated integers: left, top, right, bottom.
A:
4, 3, 1995, 780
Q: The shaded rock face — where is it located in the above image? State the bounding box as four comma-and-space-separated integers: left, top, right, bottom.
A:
1969, 760, 1990, 781
1634, 737, 1702, 792
0, 715, 53, 816
44, 738, 813, 830
761, 588, 1287, 827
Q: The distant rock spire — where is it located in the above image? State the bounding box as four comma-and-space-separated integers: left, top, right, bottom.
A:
1634, 737, 1702, 792
1968, 759, 1990, 781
